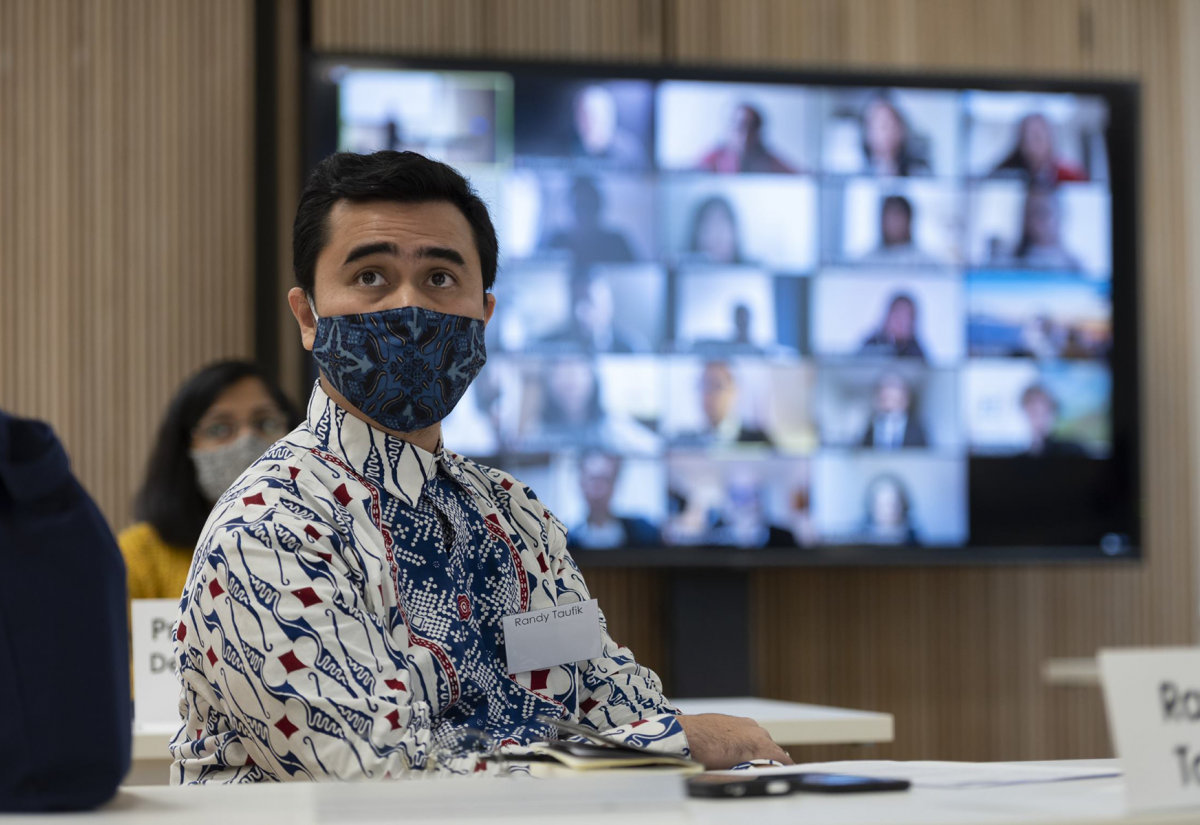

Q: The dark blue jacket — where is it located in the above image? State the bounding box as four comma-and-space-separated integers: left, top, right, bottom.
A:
0, 410, 131, 811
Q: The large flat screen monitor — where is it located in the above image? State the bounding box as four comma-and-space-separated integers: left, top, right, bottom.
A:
306, 57, 1140, 566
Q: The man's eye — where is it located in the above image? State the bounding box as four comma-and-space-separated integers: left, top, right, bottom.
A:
357, 270, 384, 287
429, 271, 455, 288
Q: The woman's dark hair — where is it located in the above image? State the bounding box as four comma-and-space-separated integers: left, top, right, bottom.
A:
133, 360, 301, 548
293, 151, 499, 305
687, 196, 742, 263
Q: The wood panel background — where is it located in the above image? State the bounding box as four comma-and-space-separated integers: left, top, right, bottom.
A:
2, 0, 1195, 766
0, 0, 256, 527
307, 0, 1200, 762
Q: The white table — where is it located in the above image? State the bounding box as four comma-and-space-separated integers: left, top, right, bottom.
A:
125, 698, 893, 786
14, 760, 1199, 825
671, 697, 894, 747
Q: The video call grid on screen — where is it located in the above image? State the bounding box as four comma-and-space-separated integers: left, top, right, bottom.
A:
308, 57, 1141, 565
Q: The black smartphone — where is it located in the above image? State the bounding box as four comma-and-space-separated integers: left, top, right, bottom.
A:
792, 773, 911, 794
687, 772, 911, 799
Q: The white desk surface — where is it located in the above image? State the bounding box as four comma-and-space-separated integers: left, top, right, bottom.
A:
671, 697, 894, 747
12, 760, 1198, 825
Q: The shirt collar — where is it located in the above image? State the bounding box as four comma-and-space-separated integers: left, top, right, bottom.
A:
306, 382, 463, 507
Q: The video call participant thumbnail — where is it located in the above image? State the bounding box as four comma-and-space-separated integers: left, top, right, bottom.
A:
515, 78, 653, 171
990, 113, 1088, 185
861, 372, 928, 450
537, 275, 635, 353
542, 176, 637, 267
859, 293, 927, 361
860, 473, 919, 546
567, 451, 661, 550
1021, 383, 1086, 457
171, 150, 788, 782
697, 103, 798, 174
674, 361, 773, 448
856, 194, 943, 267
859, 93, 931, 178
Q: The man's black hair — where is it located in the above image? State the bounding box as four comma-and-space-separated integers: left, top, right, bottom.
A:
293, 151, 498, 300
134, 360, 301, 548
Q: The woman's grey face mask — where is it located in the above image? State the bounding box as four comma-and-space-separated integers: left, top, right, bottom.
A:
190, 433, 273, 503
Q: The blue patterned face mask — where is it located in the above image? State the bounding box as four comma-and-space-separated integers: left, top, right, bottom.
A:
309, 301, 487, 433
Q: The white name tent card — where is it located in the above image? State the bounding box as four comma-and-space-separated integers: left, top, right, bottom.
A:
1100, 647, 1200, 813
502, 599, 603, 674
131, 598, 182, 727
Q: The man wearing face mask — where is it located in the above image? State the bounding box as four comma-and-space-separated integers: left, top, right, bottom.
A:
170, 151, 789, 783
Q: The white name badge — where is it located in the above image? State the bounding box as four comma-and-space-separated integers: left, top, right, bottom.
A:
1099, 647, 1200, 813
131, 598, 183, 727
502, 599, 604, 674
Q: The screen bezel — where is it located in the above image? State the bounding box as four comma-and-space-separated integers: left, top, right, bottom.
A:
304, 53, 1141, 568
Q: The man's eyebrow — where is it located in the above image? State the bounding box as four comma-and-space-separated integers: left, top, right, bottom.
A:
415, 246, 466, 267
343, 241, 399, 266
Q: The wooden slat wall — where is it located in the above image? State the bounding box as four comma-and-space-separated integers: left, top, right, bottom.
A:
0, 0, 256, 529
309, 0, 1199, 762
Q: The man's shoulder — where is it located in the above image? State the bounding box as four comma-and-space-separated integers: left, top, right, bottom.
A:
449, 455, 560, 524
205, 429, 342, 533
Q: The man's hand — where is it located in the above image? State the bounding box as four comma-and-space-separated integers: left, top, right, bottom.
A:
676, 713, 794, 769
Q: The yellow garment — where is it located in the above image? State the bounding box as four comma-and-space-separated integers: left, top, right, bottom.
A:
118, 522, 195, 603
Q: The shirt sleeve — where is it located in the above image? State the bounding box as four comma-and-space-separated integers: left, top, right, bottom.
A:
544, 513, 690, 758
172, 487, 478, 781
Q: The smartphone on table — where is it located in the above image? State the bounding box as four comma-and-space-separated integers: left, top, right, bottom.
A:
687, 772, 911, 799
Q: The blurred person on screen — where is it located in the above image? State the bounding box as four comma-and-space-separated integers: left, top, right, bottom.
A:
1013, 313, 1068, 359
860, 372, 927, 449
860, 94, 930, 177
691, 303, 763, 355
567, 451, 660, 550
539, 275, 636, 353
686, 196, 744, 264
714, 476, 796, 548
1003, 186, 1083, 271
569, 84, 647, 169
1021, 383, 1085, 456
857, 194, 942, 266
544, 176, 636, 267
859, 293, 927, 361
120, 360, 300, 603
860, 473, 919, 545
990, 113, 1087, 185
676, 361, 773, 447
528, 358, 661, 453
696, 103, 797, 174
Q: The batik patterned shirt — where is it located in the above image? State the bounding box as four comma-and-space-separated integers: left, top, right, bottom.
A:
170, 384, 686, 784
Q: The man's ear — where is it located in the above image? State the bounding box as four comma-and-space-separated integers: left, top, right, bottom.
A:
287, 287, 317, 351
483, 292, 497, 327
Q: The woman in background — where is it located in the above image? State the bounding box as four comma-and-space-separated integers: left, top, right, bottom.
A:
119, 360, 300, 601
